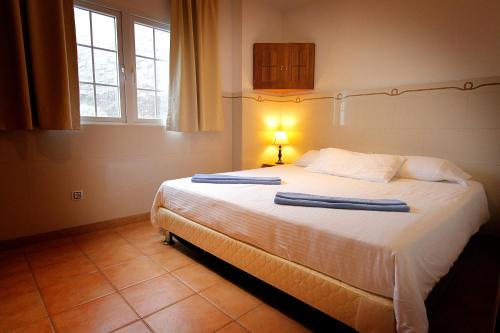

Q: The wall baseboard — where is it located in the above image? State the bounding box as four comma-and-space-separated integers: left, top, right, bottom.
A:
0, 213, 150, 251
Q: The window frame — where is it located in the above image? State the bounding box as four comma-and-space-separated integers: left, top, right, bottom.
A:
128, 16, 170, 124
74, 1, 171, 125
75, 0, 127, 124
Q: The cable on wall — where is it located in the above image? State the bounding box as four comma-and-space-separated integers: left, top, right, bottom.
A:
221, 81, 500, 104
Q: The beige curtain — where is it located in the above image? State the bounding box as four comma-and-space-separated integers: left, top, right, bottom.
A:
0, 0, 79, 130
167, 0, 223, 132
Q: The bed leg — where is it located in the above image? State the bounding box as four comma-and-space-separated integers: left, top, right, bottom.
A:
162, 231, 173, 245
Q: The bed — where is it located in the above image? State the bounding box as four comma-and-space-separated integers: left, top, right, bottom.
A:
151, 165, 489, 333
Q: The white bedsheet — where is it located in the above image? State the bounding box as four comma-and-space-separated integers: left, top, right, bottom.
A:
151, 165, 489, 333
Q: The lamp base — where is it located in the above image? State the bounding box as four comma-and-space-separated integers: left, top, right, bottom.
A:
276, 145, 284, 164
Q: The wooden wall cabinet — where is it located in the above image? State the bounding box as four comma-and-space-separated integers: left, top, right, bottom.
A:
253, 43, 315, 92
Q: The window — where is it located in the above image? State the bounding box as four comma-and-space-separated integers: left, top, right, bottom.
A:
134, 22, 170, 120
74, 4, 124, 121
73, 2, 170, 124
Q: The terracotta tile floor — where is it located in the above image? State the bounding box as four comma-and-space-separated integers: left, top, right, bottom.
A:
0, 221, 342, 333
1, 221, 498, 333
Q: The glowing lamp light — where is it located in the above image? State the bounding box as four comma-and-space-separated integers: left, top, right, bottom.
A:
273, 131, 289, 145
273, 131, 289, 164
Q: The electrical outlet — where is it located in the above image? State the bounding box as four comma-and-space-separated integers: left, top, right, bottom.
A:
71, 191, 83, 200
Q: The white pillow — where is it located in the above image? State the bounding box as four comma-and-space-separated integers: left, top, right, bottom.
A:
294, 150, 320, 167
305, 148, 406, 183
397, 156, 471, 186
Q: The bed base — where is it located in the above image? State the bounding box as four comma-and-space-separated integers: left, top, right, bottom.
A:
156, 208, 396, 333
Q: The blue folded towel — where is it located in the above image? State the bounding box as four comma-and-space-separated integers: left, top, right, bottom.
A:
276, 192, 407, 206
274, 192, 410, 212
191, 174, 281, 185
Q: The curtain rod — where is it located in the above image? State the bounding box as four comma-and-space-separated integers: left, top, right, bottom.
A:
221, 81, 500, 104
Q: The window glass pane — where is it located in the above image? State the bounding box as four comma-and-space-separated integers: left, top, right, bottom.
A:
93, 49, 118, 85
136, 57, 155, 90
75, 5, 122, 120
91, 12, 116, 50
156, 91, 168, 119
155, 29, 170, 60
134, 24, 154, 58
155, 60, 168, 92
137, 90, 156, 119
79, 83, 95, 116
74, 8, 91, 46
77, 46, 93, 82
96, 85, 119, 117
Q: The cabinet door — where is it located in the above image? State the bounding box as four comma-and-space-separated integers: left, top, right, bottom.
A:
253, 43, 284, 89
283, 43, 315, 90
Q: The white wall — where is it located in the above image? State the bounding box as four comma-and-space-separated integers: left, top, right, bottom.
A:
241, 0, 284, 91
326, 79, 500, 232
238, 0, 286, 168
0, 0, 234, 240
231, 0, 243, 170
228, 0, 287, 169
283, 0, 500, 91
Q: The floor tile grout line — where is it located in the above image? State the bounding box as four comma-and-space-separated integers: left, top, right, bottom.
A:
133, 242, 247, 330
137, 292, 197, 321
72, 235, 149, 331
78, 231, 149, 270
108, 269, 167, 292
234, 303, 266, 325
100, 254, 149, 269
108, 318, 154, 333
23, 244, 59, 333
145, 241, 268, 329
136, 248, 205, 317
14, 228, 247, 333
24, 241, 88, 271
214, 321, 233, 333
113, 222, 161, 248
215, 320, 251, 333
166, 260, 222, 295
197, 289, 263, 323
148, 254, 196, 273
27, 257, 100, 281
44, 289, 117, 317
116, 239, 227, 321
5, 224, 193, 332
75, 230, 133, 259
29, 239, 115, 318
120, 235, 281, 328
85, 226, 173, 296
34, 236, 120, 318
47, 236, 117, 332
0, 255, 39, 299
71, 227, 189, 333
234, 321, 252, 333
27, 222, 152, 333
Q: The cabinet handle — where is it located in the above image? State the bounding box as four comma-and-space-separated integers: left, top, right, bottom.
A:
280, 65, 284, 71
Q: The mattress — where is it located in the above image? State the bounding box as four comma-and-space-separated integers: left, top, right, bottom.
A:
151, 165, 489, 332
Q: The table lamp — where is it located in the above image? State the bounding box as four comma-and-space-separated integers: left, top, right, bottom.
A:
273, 131, 289, 164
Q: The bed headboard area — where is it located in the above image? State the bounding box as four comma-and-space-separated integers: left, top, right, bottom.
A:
237, 76, 500, 234
328, 77, 500, 233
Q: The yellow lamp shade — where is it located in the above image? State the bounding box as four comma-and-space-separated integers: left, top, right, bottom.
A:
273, 131, 289, 145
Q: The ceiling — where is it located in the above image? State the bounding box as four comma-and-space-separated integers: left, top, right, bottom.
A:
258, 0, 316, 12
